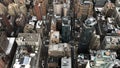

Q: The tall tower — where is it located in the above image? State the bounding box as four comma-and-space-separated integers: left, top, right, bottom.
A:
78, 17, 97, 53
